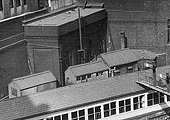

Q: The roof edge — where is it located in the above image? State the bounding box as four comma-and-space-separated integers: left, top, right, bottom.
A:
13, 70, 52, 81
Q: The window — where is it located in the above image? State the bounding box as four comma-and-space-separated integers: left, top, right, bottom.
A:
54, 114, 68, 120
96, 73, 99, 77
96, 71, 103, 77
88, 106, 101, 120
99, 71, 103, 76
11, 88, 17, 96
95, 106, 101, 119
167, 95, 170, 101
76, 76, 81, 81
10, 0, 13, 8
114, 69, 120, 76
0, 0, 2, 11
81, 75, 87, 83
62, 114, 68, 120
46, 117, 53, 120
87, 74, 91, 78
147, 92, 164, 106
82, 75, 86, 80
16, 0, 20, 6
23, 0, 26, 5
88, 108, 94, 120
108, 70, 114, 77
103, 101, 116, 118
119, 98, 131, 113
54, 116, 60, 120
71, 109, 85, 120
127, 66, 133, 73
133, 95, 145, 110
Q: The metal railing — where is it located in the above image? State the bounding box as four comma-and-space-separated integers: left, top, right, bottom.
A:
137, 71, 169, 92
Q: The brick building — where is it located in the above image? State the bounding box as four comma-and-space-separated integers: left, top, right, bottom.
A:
8, 71, 59, 98
0, 0, 77, 19
0, 1, 76, 99
78, 0, 170, 65
65, 48, 158, 85
24, 7, 107, 86
1, 65, 170, 120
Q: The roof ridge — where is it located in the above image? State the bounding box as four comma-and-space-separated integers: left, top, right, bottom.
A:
67, 59, 103, 69
99, 48, 130, 56
13, 70, 52, 81
2, 70, 138, 103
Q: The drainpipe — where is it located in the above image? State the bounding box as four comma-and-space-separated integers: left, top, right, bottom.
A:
152, 57, 157, 86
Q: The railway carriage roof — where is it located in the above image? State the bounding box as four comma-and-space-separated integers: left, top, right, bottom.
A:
1, 65, 170, 120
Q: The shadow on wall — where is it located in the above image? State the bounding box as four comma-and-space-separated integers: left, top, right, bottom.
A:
0, 95, 50, 120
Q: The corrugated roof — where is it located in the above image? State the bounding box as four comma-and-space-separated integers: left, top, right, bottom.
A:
11, 71, 56, 90
1, 65, 170, 120
99, 48, 157, 67
67, 60, 108, 76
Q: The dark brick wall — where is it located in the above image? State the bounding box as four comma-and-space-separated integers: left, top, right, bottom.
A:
78, 0, 170, 65
0, 8, 49, 99
0, 42, 29, 98
59, 18, 107, 76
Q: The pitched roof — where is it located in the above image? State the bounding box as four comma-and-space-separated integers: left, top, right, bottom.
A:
99, 48, 157, 67
66, 49, 157, 77
0, 70, 146, 120
10, 71, 56, 90
66, 60, 108, 76
1, 65, 170, 120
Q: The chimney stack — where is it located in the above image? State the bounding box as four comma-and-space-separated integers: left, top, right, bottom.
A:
120, 31, 127, 49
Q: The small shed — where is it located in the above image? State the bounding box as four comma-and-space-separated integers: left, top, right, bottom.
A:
8, 70, 58, 98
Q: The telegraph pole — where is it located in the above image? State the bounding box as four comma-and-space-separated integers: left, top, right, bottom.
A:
77, 0, 87, 63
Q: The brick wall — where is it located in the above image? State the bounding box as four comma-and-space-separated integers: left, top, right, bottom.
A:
0, 8, 49, 99
78, 0, 170, 65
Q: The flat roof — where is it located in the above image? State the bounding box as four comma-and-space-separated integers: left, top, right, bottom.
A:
11, 71, 56, 90
1, 65, 170, 120
24, 8, 106, 37
26, 8, 105, 26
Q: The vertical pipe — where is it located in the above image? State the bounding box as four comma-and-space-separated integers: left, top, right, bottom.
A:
153, 65, 156, 86
78, 7, 83, 51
